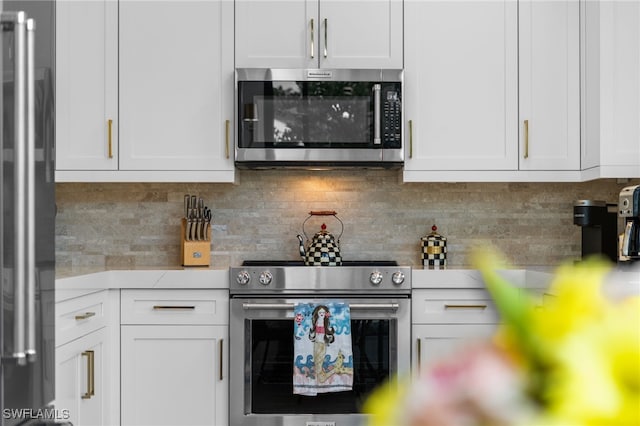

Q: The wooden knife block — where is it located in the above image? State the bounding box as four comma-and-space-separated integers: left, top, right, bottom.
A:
180, 218, 211, 267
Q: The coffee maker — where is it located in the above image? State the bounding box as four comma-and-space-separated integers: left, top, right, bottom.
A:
619, 185, 640, 263
573, 200, 618, 263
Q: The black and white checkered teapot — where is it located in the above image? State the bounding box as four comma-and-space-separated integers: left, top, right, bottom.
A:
297, 211, 343, 266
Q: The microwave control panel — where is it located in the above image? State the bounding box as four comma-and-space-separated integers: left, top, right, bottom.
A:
382, 86, 402, 148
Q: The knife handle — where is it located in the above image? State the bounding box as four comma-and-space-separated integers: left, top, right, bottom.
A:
183, 217, 190, 241
190, 216, 197, 241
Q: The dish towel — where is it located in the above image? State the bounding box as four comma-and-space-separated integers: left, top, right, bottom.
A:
293, 302, 353, 396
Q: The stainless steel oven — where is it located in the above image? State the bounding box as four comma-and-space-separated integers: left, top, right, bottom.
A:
229, 261, 411, 426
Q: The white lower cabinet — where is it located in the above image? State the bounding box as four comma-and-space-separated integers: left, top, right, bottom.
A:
55, 290, 117, 426
411, 289, 500, 373
56, 328, 110, 426
412, 324, 499, 373
120, 290, 229, 426
120, 326, 228, 426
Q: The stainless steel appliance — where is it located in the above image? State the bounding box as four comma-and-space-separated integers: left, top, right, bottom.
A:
619, 185, 640, 263
235, 68, 403, 169
229, 261, 411, 426
1, 0, 56, 424
573, 200, 618, 263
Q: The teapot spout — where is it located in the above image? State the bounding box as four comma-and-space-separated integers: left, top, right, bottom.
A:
296, 235, 306, 260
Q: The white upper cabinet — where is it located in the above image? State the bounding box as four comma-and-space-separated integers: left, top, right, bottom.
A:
119, 0, 234, 173
319, 0, 403, 69
403, 1, 519, 173
235, 0, 403, 69
55, 0, 118, 171
403, 0, 581, 181
583, 0, 640, 178
235, 0, 314, 68
518, 0, 580, 171
55, 0, 235, 182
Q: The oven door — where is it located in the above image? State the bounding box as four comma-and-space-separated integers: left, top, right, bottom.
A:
230, 297, 410, 426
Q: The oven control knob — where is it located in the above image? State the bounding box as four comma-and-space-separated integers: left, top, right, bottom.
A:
258, 271, 273, 286
369, 271, 384, 286
391, 271, 405, 285
236, 271, 251, 285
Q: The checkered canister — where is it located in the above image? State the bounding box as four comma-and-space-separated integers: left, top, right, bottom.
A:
421, 225, 447, 269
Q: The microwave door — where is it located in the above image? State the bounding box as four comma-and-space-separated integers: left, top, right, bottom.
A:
236, 75, 405, 167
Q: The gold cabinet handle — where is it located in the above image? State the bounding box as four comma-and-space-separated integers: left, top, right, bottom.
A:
219, 339, 224, 381
75, 312, 96, 320
225, 119, 230, 159
81, 350, 95, 399
310, 18, 314, 59
152, 305, 196, 310
444, 304, 488, 310
523, 119, 529, 159
323, 18, 328, 58
408, 120, 413, 159
107, 119, 113, 159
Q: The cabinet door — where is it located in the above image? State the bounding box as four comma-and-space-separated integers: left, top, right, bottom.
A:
519, 0, 580, 170
56, 0, 118, 170
119, 0, 234, 172
599, 1, 640, 174
121, 325, 228, 426
56, 328, 110, 426
235, 0, 317, 68
412, 324, 498, 374
403, 1, 518, 171
319, 0, 403, 69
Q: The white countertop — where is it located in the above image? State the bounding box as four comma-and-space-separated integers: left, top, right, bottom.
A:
55, 268, 229, 303
55, 266, 556, 301
411, 268, 554, 290
55, 264, 637, 303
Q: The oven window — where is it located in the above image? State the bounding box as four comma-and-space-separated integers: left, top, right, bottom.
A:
249, 319, 393, 414
238, 81, 374, 148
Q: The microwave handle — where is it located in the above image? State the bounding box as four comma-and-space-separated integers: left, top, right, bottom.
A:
373, 84, 381, 145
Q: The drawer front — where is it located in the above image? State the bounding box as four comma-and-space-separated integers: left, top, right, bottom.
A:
56, 290, 109, 346
412, 289, 499, 324
120, 289, 228, 325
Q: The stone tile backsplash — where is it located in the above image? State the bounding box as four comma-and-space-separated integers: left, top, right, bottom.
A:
55, 171, 638, 269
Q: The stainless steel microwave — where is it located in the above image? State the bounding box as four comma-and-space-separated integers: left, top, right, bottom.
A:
235, 68, 403, 169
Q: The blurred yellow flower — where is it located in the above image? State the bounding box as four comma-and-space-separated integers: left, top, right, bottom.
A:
362, 375, 409, 426
364, 250, 640, 426
478, 254, 640, 426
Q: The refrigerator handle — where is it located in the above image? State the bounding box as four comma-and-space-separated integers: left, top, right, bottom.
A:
1, 11, 29, 366
25, 17, 37, 363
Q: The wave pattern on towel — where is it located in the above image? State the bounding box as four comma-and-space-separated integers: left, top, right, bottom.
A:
293, 302, 353, 396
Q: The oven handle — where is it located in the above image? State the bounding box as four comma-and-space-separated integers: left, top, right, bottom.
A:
242, 302, 400, 311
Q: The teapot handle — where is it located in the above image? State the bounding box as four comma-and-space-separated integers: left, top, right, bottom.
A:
308, 210, 337, 216
302, 211, 344, 242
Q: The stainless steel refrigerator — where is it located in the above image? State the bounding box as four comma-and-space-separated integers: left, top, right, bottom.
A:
1, 0, 55, 425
